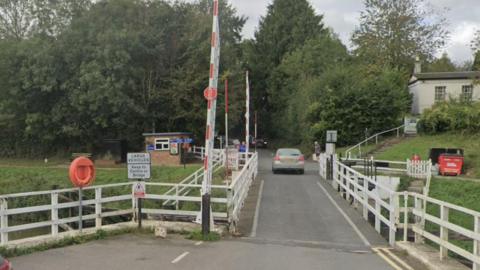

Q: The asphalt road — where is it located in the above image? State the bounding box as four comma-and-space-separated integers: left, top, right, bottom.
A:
11, 150, 396, 270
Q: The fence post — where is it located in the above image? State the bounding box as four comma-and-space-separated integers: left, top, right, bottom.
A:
414, 196, 424, 243
375, 193, 381, 233
51, 192, 59, 236
363, 176, 368, 220
95, 188, 102, 229
403, 192, 408, 242
227, 188, 234, 231
1, 199, 8, 244
389, 193, 399, 246
474, 216, 480, 270
440, 205, 449, 260
375, 135, 378, 145
175, 185, 179, 210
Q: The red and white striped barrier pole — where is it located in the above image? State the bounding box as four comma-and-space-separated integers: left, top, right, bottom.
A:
201, 0, 221, 236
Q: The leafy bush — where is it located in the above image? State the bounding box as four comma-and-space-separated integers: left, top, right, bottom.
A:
419, 101, 480, 134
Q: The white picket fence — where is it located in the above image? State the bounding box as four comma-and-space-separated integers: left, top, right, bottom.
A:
0, 150, 258, 246
319, 155, 480, 269
406, 159, 432, 179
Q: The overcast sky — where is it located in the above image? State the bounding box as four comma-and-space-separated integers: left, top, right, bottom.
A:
218, 0, 480, 64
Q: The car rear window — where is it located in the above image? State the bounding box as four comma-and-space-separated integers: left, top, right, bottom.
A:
278, 149, 301, 156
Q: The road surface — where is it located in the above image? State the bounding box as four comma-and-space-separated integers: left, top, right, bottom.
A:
11, 150, 404, 270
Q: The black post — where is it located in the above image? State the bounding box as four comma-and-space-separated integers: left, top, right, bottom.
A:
138, 197, 142, 229
202, 193, 211, 237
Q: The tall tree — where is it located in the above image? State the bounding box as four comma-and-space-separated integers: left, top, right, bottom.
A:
246, 0, 326, 136
472, 30, 480, 71
352, 0, 449, 72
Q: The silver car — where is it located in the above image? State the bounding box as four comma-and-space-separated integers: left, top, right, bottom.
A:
272, 148, 305, 174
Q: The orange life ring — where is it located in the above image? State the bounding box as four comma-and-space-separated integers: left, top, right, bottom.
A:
69, 157, 95, 188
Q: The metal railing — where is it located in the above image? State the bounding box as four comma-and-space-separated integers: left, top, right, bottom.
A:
320, 155, 480, 269
345, 125, 405, 158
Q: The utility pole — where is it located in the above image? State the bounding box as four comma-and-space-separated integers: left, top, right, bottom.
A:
245, 71, 250, 154
201, 0, 221, 237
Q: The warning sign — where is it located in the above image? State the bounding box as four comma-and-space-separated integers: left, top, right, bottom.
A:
127, 153, 151, 180
133, 182, 146, 198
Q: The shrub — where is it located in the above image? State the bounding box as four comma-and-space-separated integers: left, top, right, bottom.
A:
419, 101, 480, 134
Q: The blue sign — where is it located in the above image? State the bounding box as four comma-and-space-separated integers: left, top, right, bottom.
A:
147, 144, 155, 151
171, 138, 193, 144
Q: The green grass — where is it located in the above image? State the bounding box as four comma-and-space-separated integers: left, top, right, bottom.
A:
186, 230, 221, 241
375, 133, 480, 178
0, 228, 154, 257
0, 163, 201, 194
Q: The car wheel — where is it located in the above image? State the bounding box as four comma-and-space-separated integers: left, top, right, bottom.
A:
272, 169, 277, 174
299, 170, 304, 175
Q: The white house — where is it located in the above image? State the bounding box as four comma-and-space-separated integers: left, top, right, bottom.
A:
409, 60, 480, 115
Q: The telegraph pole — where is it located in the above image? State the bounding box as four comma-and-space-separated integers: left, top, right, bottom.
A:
201, 0, 221, 237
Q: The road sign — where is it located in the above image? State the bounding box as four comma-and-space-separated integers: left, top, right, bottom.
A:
326, 130, 338, 143
170, 138, 193, 144
147, 144, 155, 151
127, 153, 151, 180
133, 182, 146, 198
128, 164, 151, 179
204, 87, 218, 101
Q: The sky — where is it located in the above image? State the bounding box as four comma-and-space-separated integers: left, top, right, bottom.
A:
218, 0, 480, 64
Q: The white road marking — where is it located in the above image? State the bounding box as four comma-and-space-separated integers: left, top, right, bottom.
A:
171, 252, 190, 264
372, 248, 403, 270
382, 248, 414, 270
195, 241, 203, 246
316, 181, 371, 247
250, 179, 265, 238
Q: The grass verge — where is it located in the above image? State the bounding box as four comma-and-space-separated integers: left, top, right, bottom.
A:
0, 228, 154, 257
185, 230, 221, 241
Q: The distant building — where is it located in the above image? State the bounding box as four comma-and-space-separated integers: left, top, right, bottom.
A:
409, 58, 480, 115
143, 132, 192, 166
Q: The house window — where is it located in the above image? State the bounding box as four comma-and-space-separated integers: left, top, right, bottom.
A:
435, 86, 446, 102
155, 138, 170, 151
462, 85, 473, 101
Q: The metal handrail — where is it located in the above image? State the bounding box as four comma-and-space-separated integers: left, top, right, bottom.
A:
345, 124, 405, 158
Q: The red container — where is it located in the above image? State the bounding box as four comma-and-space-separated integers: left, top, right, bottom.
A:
438, 154, 464, 176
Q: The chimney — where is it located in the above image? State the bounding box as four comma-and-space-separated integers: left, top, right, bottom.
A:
414, 56, 421, 74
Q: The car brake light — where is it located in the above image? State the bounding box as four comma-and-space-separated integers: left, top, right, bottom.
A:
299, 155, 305, 162
274, 155, 280, 161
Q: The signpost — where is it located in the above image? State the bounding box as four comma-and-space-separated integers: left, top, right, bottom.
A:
69, 157, 96, 234
127, 153, 151, 228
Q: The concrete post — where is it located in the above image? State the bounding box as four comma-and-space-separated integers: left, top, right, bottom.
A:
51, 192, 59, 236
1, 199, 8, 244
95, 188, 102, 229
440, 205, 449, 260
